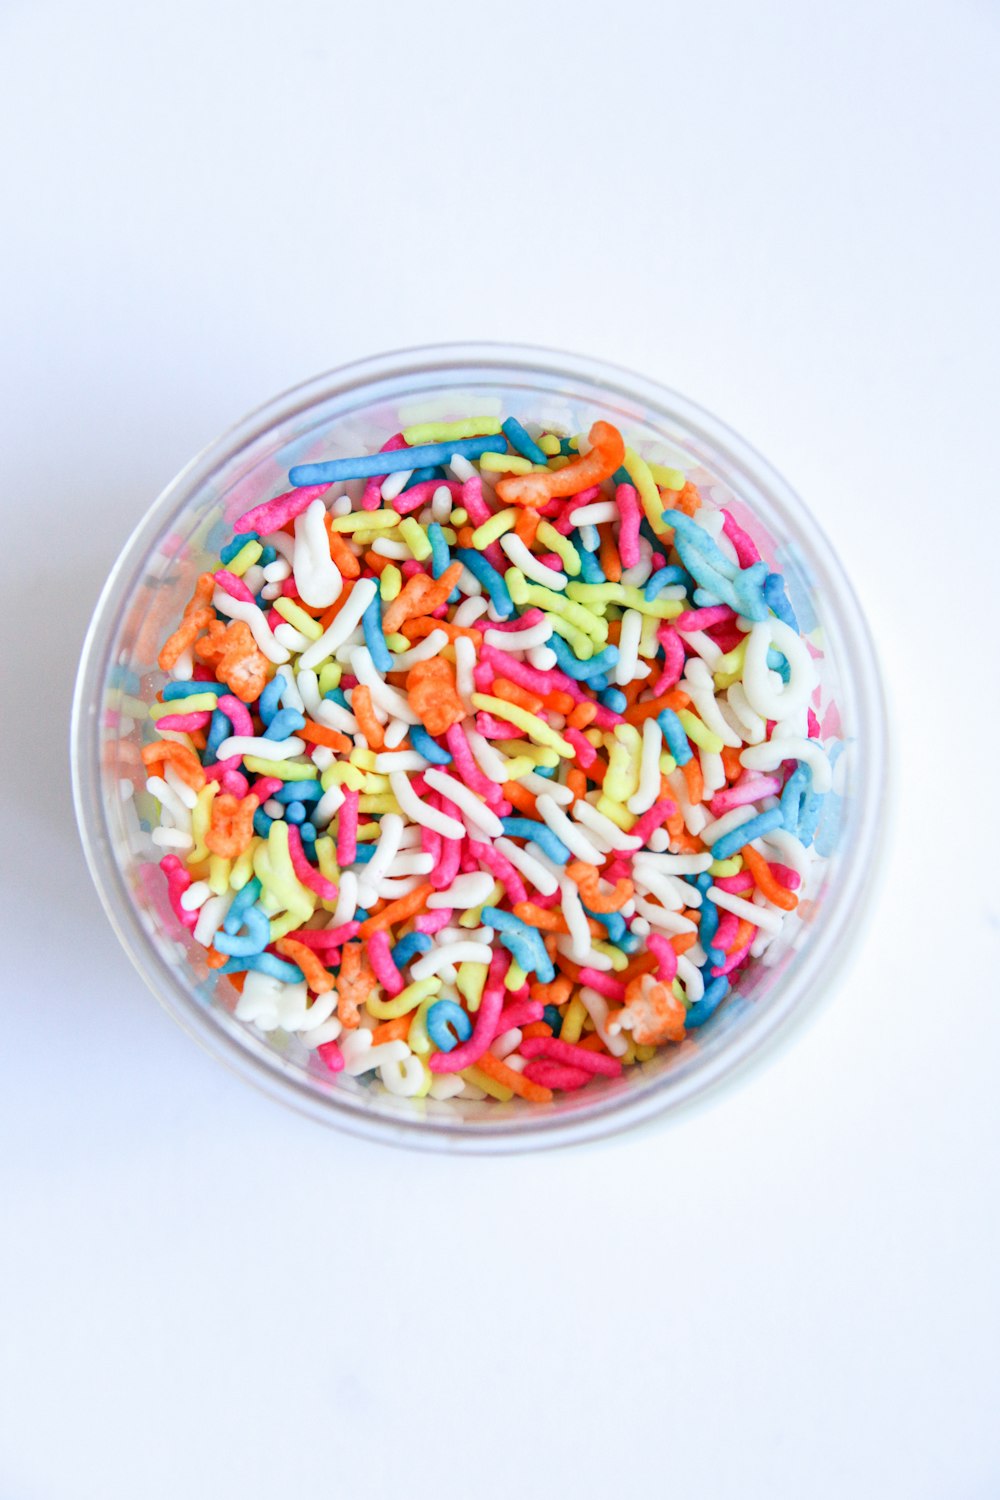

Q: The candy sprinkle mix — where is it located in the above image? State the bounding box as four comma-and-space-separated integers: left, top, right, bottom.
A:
137, 414, 837, 1103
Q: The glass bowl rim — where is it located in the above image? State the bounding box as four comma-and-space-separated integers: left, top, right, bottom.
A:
71, 340, 888, 1153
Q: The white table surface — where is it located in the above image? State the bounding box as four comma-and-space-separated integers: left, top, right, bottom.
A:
2, 2, 998, 1496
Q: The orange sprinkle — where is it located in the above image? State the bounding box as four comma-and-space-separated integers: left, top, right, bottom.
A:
359, 883, 434, 937
496, 421, 625, 508
204, 947, 227, 969
336, 941, 374, 1029
566, 768, 587, 802
205, 792, 258, 858
529, 976, 573, 1008
275, 937, 335, 993
741, 844, 798, 911
619, 950, 659, 985
299, 719, 353, 753
323, 514, 361, 578
371, 1015, 413, 1046
671, 932, 699, 956
682, 756, 704, 806
576, 1032, 611, 1055
730, 918, 757, 954
513, 507, 540, 545
456, 526, 475, 548
673, 480, 701, 517
503, 780, 538, 816
401, 617, 481, 643
476, 1049, 553, 1103
520, 1020, 554, 1039
567, 701, 597, 731
363, 550, 390, 575
721, 745, 744, 782
598, 523, 621, 583
541, 689, 575, 716
141, 740, 205, 792
318, 579, 357, 632
565, 860, 634, 912
493, 676, 544, 715
351, 683, 386, 751
622, 689, 691, 726
406, 656, 465, 736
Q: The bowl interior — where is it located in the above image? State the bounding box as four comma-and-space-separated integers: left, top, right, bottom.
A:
73, 346, 883, 1149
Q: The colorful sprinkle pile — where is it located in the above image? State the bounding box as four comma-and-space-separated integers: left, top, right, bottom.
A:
141, 412, 834, 1104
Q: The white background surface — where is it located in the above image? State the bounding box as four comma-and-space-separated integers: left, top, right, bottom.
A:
2, 2, 998, 1497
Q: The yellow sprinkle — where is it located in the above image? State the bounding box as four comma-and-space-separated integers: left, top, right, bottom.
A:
638, 614, 661, 657
547, 455, 572, 471
505, 959, 528, 990
658, 751, 678, 776
635, 1043, 657, 1062
710, 855, 743, 877
494, 740, 560, 769
480, 452, 536, 474
384, 632, 409, 652
472, 694, 573, 757
596, 795, 637, 832
506, 572, 606, 642
592, 940, 628, 972
584, 728, 603, 748
226, 540, 263, 576
186, 782, 216, 867
358, 794, 401, 815
243, 756, 316, 781
456, 961, 488, 1013
257, 821, 314, 923
329, 509, 399, 533
560, 995, 588, 1045
150, 693, 218, 719
401, 417, 503, 445
648, 463, 685, 490
399, 517, 432, 560
354, 823, 381, 842
350, 747, 377, 771
230, 843, 257, 890
537, 434, 562, 456
379, 564, 402, 602
713, 638, 748, 689
273, 597, 323, 639
208, 855, 231, 896
268, 911, 304, 942
320, 762, 365, 791
315, 837, 340, 891
450, 507, 468, 526
407, 994, 437, 1056
318, 662, 342, 695
471, 507, 518, 548
624, 447, 668, 537
534, 522, 582, 576
500, 756, 536, 781
621, 1036, 638, 1065
462, 1065, 513, 1102
544, 612, 596, 659
564, 580, 683, 620
677, 709, 724, 754
605, 723, 641, 802
367, 976, 441, 1021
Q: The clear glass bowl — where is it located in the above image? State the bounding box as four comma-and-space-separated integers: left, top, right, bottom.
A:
72, 343, 886, 1151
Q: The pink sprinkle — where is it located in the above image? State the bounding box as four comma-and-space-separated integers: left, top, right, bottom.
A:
249, 775, 284, 802
538, 553, 564, 572
219, 769, 249, 797
577, 968, 626, 1003
445, 724, 503, 804
336, 790, 358, 866
531, 889, 562, 911
460, 843, 479, 874
615, 483, 642, 568
420, 822, 442, 862
628, 800, 675, 843
236, 482, 331, 537
807, 707, 821, 738
203, 754, 242, 786
712, 940, 753, 978
772, 863, 801, 891
469, 838, 527, 905
519, 1035, 622, 1078
522, 1060, 591, 1091
602, 857, 632, 885
476, 712, 521, 740
428, 951, 509, 1073
366, 930, 404, 997
713, 911, 740, 954
217, 694, 254, 738
433, 815, 462, 889
479, 647, 622, 728
460, 472, 493, 528
287, 824, 339, 901
495, 1000, 544, 1035
675, 604, 735, 632
486, 607, 546, 634
156, 711, 212, 732
654, 625, 685, 693
646, 932, 678, 982
317, 1040, 345, 1072
415, 908, 452, 934
715, 872, 755, 894
391, 479, 463, 516
709, 775, 782, 817
291, 921, 360, 949
569, 484, 602, 507
400, 559, 428, 579
564, 727, 596, 767
267, 608, 284, 631
721, 509, 761, 567
280, 577, 301, 599
361, 433, 408, 510
214, 569, 256, 604
160, 855, 198, 931
705, 623, 745, 653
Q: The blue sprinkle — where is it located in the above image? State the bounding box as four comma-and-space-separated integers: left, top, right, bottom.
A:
213, 905, 270, 957
611, 466, 631, 486
362, 594, 393, 674
542, 1004, 563, 1036
219, 951, 304, 984
258, 545, 277, 567
532, 764, 556, 779
221, 532, 258, 565
559, 437, 576, 455
500, 818, 570, 865
253, 808, 274, 838
162, 680, 226, 701
699, 895, 720, 959
712, 807, 785, 861
548, 634, 619, 682
272, 780, 322, 804
453, 548, 514, 618
658, 707, 693, 766
354, 909, 370, 923
263, 707, 306, 742
502, 417, 549, 466
278, 674, 303, 710
763, 572, 798, 631
481, 907, 555, 983
589, 674, 609, 691
685, 977, 730, 1029
426, 999, 474, 1053
766, 648, 791, 683
285, 802, 306, 824
404, 464, 448, 488
204, 706, 231, 767
299, 822, 317, 843
225, 877, 262, 933
662, 510, 769, 622
781, 765, 810, 834
289, 435, 508, 487
584, 907, 627, 943
324, 687, 350, 710
617, 929, 642, 953
351, 843, 377, 864
391, 932, 432, 969
427, 521, 451, 578
644, 565, 689, 600
410, 725, 452, 764
600, 688, 627, 713
259, 676, 283, 727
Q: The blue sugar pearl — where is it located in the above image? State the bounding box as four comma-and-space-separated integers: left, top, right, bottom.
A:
542, 1005, 563, 1036
252, 808, 274, 838
285, 802, 306, 824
